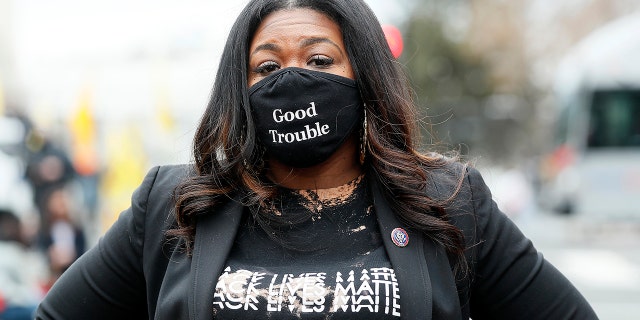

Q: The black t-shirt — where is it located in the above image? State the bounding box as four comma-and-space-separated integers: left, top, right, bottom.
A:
212, 176, 401, 319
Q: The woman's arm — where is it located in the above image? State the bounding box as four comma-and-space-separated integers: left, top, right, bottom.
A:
466, 167, 598, 319
35, 167, 161, 320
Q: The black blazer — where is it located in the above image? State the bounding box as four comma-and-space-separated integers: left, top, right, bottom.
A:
36, 164, 596, 319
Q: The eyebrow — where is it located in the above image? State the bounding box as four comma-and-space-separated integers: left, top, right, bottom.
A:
251, 43, 279, 57
300, 37, 343, 56
250, 37, 344, 58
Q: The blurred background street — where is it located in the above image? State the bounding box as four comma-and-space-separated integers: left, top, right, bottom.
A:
482, 168, 640, 320
515, 211, 640, 320
1, 0, 639, 319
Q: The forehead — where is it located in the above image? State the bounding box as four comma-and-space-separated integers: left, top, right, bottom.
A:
250, 8, 343, 45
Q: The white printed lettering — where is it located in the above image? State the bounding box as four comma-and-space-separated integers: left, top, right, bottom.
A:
213, 267, 400, 317
267, 122, 330, 144
272, 102, 318, 123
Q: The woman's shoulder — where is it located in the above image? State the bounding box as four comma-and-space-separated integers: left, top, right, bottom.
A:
145, 164, 194, 193
131, 164, 194, 221
423, 157, 493, 221
422, 156, 474, 199
136, 164, 192, 195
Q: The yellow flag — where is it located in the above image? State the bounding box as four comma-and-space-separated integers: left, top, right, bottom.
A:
69, 89, 99, 175
70, 89, 95, 145
99, 126, 147, 230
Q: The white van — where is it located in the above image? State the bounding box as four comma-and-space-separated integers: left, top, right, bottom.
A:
540, 13, 640, 218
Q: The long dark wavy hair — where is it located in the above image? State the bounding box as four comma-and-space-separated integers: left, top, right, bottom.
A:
170, 0, 468, 268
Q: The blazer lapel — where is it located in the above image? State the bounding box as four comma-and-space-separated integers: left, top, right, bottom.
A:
189, 197, 244, 320
421, 236, 463, 319
371, 179, 432, 320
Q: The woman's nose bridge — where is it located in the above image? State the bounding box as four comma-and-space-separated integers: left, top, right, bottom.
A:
280, 57, 307, 70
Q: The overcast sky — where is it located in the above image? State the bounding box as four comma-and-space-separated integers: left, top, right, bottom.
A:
6, 0, 415, 122
10, 0, 410, 62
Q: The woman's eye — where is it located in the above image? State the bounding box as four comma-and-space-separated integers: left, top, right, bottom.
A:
308, 55, 334, 68
253, 61, 280, 75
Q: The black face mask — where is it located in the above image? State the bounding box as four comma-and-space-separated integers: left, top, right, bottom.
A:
249, 67, 363, 168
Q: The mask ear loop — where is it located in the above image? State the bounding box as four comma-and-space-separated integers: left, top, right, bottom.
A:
360, 104, 368, 165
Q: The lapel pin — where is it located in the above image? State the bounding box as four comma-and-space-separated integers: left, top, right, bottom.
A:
391, 227, 409, 247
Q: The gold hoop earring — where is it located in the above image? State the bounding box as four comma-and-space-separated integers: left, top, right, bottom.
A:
360, 106, 368, 165
240, 125, 250, 170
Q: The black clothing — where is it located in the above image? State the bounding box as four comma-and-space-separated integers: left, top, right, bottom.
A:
214, 177, 399, 319
35, 164, 598, 319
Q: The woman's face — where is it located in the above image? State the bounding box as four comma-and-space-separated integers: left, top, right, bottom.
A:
248, 8, 355, 87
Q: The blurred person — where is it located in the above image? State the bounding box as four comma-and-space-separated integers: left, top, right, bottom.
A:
36, 188, 86, 288
0, 208, 47, 320
36, 0, 597, 319
24, 132, 76, 220
23, 132, 78, 250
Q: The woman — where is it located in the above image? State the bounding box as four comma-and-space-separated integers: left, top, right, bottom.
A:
36, 0, 597, 319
